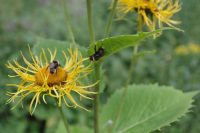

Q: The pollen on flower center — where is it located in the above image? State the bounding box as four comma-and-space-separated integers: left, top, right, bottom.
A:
35, 66, 68, 86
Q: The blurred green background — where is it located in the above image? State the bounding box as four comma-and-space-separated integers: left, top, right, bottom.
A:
0, 0, 200, 133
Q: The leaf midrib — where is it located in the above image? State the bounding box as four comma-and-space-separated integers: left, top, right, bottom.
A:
116, 97, 190, 133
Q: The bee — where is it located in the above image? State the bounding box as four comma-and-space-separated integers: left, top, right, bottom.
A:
48, 60, 60, 74
89, 45, 105, 61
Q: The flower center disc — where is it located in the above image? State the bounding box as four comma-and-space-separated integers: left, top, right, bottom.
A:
35, 66, 68, 86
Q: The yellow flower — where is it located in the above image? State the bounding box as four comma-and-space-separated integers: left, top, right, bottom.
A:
188, 44, 200, 54
175, 43, 200, 55
6, 47, 96, 114
117, 0, 181, 31
175, 45, 189, 55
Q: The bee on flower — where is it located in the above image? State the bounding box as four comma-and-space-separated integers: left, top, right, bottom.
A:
6, 47, 96, 114
117, 0, 181, 31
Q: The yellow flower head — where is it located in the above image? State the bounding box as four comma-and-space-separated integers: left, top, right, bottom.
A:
175, 43, 200, 55
117, 0, 181, 31
6, 47, 96, 114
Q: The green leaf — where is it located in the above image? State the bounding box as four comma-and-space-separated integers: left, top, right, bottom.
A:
100, 84, 198, 133
55, 121, 92, 133
33, 37, 87, 65
88, 29, 166, 60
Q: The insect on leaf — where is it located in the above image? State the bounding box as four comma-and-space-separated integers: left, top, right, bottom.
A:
88, 28, 173, 61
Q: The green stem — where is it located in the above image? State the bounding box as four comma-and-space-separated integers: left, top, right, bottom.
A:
104, 0, 119, 37
57, 105, 71, 133
60, 0, 76, 44
104, 2, 119, 131
86, 1, 99, 133
94, 63, 100, 133
108, 15, 143, 133
108, 45, 138, 133
87, 0, 95, 45
125, 46, 138, 86
125, 14, 143, 85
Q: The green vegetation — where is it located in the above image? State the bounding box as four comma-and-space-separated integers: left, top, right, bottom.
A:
0, 0, 200, 133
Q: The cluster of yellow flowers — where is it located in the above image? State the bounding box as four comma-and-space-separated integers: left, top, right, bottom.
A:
117, 0, 181, 31
175, 43, 200, 55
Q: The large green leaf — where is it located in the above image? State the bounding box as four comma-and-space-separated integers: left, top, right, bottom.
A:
100, 84, 197, 133
88, 29, 166, 60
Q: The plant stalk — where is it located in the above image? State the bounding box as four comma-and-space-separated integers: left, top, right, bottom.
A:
104, 0, 119, 37
94, 63, 100, 133
60, 0, 76, 44
86, 1, 100, 133
125, 14, 143, 85
108, 15, 143, 133
87, 0, 95, 45
57, 105, 71, 133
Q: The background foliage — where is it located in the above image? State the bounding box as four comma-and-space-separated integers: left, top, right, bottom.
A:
0, 0, 200, 133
